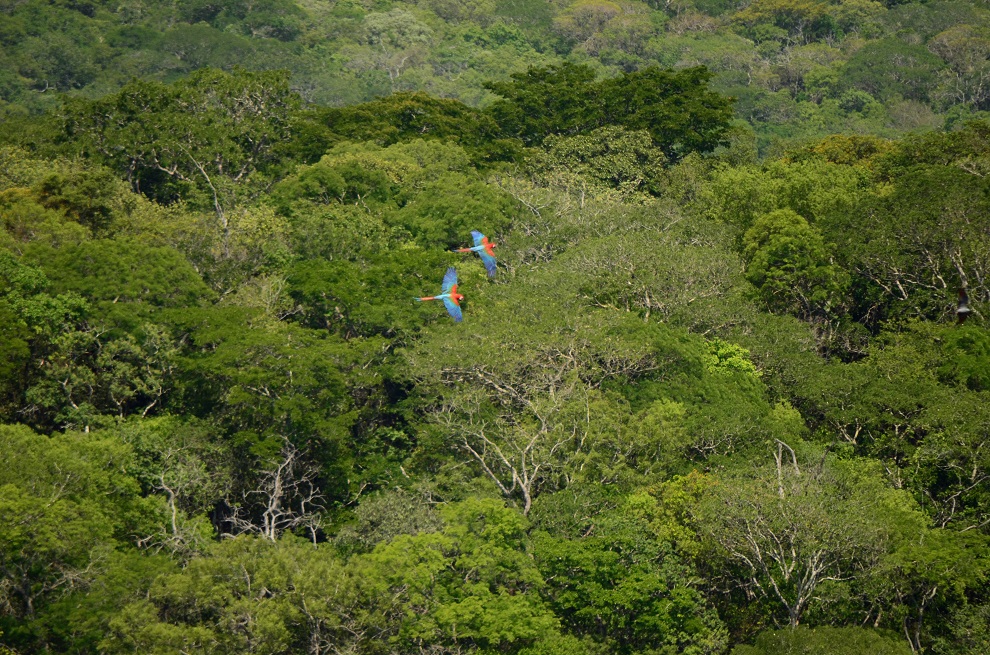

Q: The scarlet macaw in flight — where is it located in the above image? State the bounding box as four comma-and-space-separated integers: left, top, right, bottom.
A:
414, 267, 464, 322
454, 231, 497, 278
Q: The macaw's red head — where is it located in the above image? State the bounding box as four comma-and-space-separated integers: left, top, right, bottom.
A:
454, 293, 465, 303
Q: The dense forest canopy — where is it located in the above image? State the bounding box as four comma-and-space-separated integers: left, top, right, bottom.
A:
2, 1, 990, 654
5, 0, 990, 151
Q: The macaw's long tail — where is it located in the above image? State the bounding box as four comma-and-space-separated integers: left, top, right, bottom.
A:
414, 296, 436, 302
452, 248, 474, 253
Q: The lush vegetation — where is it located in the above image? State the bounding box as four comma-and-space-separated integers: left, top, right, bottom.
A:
4, 0, 990, 151
2, 1, 990, 654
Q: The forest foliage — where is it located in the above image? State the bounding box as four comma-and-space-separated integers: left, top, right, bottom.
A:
5, 0, 990, 151
2, 1, 990, 655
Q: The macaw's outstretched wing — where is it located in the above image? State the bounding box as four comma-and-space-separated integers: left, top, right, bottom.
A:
441, 267, 458, 294
443, 297, 463, 322
471, 231, 485, 247
479, 250, 497, 278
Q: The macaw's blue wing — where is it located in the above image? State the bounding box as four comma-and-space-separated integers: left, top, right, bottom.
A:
443, 297, 463, 322
479, 251, 497, 278
471, 231, 485, 247
441, 267, 458, 293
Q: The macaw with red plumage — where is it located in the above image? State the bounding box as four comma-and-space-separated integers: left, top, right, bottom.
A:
454, 230, 498, 278
414, 267, 464, 322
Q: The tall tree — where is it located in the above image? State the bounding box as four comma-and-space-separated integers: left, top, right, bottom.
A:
696, 441, 926, 628
485, 63, 734, 160
63, 68, 299, 250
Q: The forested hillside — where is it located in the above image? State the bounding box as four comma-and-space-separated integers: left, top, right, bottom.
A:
2, 1, 990, 654
4, 0, 990, 150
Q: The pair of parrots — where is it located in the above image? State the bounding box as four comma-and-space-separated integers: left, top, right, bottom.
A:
415, 231, 496, 322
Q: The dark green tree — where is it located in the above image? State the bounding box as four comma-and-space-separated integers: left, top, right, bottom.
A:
63, 68, 299, 239
485, 63, 734, 160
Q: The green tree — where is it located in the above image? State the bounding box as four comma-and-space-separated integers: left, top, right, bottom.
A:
742, 208, 849, 320
318, 91, 512, 162
485, 63, 734, 159
24, 239, 213, 315
820, 164, 990, 325
0, 253, 89, 425
930, 25, 990, 110
696, 441, 926, 627
31, 166, 131, 237
732, 0, 842, 44
598, 65, 735, 160
484, 62, 599, 146
64, 68, 299, 243
867, 528, 988, 653
104, 499, 577, 655
533, 496, 728, 654
703, 155, 869, 233
342, 9, 435, 94
839, 38, 944, 103
533, 126, 667, 195
24, 324, 179, 430
0, 424, 162, 623
273, 139, 519, 250
733, 626, 912, 655
36, 550, 177, 655
114, 417, 233, 553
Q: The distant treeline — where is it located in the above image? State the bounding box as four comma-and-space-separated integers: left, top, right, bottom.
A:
4, 0, 990, 153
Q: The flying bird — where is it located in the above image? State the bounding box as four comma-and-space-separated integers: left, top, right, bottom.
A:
414, 267, 464, 322
453, 230, 497, 278
957, 287, 973, 325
